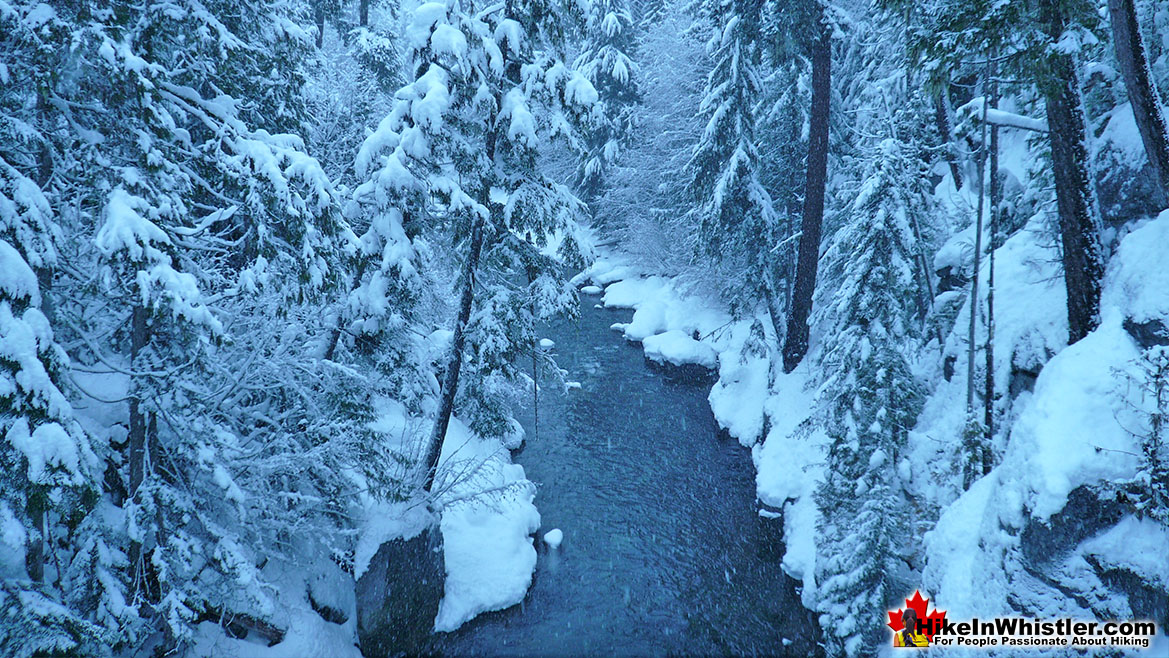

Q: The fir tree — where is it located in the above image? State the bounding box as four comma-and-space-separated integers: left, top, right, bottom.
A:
574, 0, 640, 206
357, 0, 595, 492
686, 0, 778, 316
814, 136, 925, 657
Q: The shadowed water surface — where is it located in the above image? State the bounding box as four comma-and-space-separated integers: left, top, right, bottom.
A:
432, 300, 816, 656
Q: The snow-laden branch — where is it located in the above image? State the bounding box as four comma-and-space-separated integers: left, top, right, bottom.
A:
957, 96, 1048, 133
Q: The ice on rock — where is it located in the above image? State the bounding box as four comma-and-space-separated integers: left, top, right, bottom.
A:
543, 528, 563, 549
580, 285, 602, 294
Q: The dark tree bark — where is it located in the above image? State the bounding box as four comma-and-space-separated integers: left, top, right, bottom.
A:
128, 303, 149, 497
422, 34, 513, 494
1108, 0, 1169, 197
1044, 71, 1104, 343
933, 91, 965, 190
421, 216, 484, 493
1038, 0, 1105, 344
127, 303, 149, 585
360, 0, 370, 26
315, 5, 326, 48
983, 68, 1000, 475
782, 14, 830, 373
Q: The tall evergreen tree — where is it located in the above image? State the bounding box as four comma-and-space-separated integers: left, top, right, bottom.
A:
912, 0, 1106, 344
686, 0, 777, 315
783, 0, 832, 372
362, 0, 595, 492
1, 0, 388, 650
1, 150, 101, 658
813, 136, 925, 657
1108, 0, 1169, 199
574, 0, 640, 206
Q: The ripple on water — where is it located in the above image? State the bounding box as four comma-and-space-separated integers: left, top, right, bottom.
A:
430, 304, 815, 657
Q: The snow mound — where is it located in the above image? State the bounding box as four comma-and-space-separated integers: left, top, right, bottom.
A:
1080, 516, 1169, 592
752, 366, 826, 597
601, 276, 730, 343
435, 417, 540, 632
543, 528, 563, 549
1008, 318, 1140, 520
709, 321, 772, 446
642, 330, 718, 369
922, 218, 1167, 623
1103, 208, 1169, 324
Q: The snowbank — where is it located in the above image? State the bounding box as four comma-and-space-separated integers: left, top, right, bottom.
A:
434, 417, 540, 632
191, 550, 362, 658
709, 338, 770, 446
752, 366, 827, 600
910, 213, 1068, 511
643, 329, 719, 369
350, 398, 540, 635
921, 210, 1169, 623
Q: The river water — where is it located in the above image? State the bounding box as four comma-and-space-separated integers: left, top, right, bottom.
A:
433, 300, 817, 656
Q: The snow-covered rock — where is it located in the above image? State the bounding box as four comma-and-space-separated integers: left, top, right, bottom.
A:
434, 417, 540, 632
642, 330, 718, 369
543, 528, 563, 549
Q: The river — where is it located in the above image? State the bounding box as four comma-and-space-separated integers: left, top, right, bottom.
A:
432, 299, 817, 656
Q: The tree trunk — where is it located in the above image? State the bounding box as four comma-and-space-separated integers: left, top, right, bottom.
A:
360, 0, 370, 26
421, 217, 484, 493
127, 303, 149, 590
1036, 7, 1105, 343
966, 76, 989, 414
983, 68, 1000, 475
934, 92, 965, 190
782, 14, 830, 373
1108, 0, 1169, 198
315, 5, 325, 49
324, 263, 368, 361
128, 304, 149, 497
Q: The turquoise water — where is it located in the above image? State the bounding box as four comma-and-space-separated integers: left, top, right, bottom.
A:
433, 301, 817, 656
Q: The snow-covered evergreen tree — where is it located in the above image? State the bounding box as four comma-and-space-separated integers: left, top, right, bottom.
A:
574, 0, 640, 205
360, 0, 596, 490
686, 0, 777, 315
0, 147, 102, 658
0, 0, 391, 650
813, 136, 926, 657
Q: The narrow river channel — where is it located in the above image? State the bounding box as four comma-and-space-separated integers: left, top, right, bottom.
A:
433, 298, 816, 656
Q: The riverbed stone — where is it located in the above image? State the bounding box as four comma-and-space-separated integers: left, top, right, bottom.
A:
356, 527, 445, 656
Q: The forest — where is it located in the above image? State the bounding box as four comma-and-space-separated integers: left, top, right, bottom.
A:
2, 0, 1168, 655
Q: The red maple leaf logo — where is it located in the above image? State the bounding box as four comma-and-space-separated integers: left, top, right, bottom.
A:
887, 590, 947, 641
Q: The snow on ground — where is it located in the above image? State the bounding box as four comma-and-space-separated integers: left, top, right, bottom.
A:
921, 210, 1169, 624
433, 416, 540, 632
643, 329, 719, 369
1081, 515, 1169, 593
190, 558, 363, 658
355, 399, 434, 581
753, 366, 828, 604
910, 211, 1069, 510
351, 397, 541, 634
